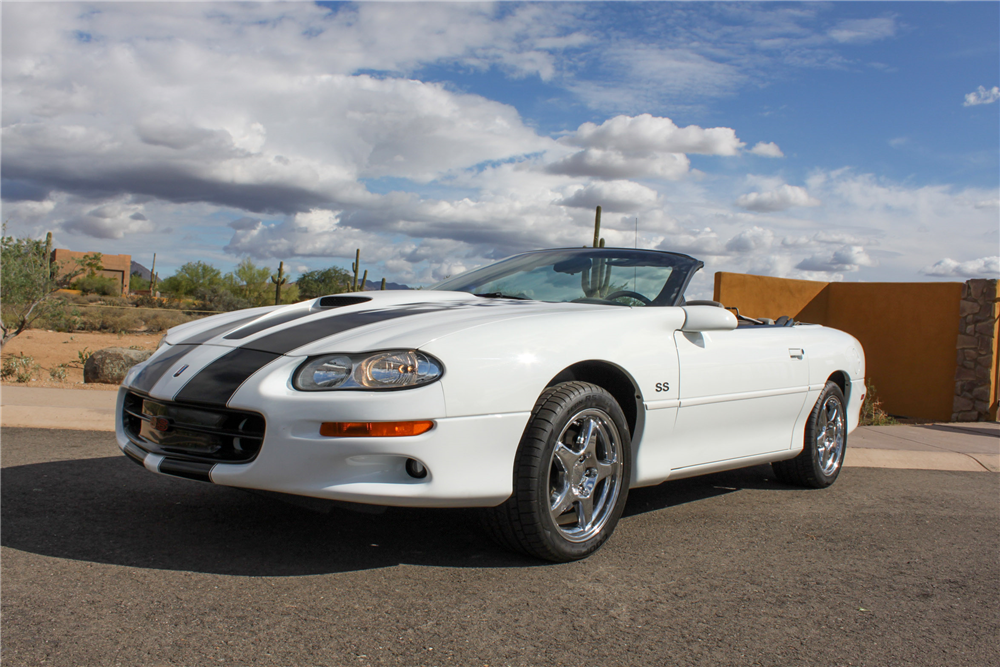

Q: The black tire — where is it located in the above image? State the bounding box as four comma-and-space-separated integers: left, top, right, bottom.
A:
772, 381, 847, 488
481, 381, 632, 562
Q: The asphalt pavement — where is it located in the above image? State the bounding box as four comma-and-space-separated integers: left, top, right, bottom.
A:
1, 427, 997, 667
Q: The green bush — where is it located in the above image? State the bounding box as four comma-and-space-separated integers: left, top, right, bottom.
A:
297, 266, 353, 299
72, 274, 119, 296
2, 354, 39, 382
130, 273, 151, 291
194, 285, 253, 313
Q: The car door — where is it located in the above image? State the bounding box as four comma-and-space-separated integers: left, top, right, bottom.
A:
669, 326, 809, 470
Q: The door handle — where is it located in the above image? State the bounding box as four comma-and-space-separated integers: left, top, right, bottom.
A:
788, 348, 804, 359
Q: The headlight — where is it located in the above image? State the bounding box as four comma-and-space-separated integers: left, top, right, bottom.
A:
294, 350, 443, 391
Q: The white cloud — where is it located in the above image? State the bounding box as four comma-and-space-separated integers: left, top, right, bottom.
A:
546, 149, 691, 181
564, 114, 745, 156
62, 198, 156, 239
749, 142, 784, 158
828, 17, 897, 44
796, 245, 877, 272
725, 226, 775, 253
921, 257, 1000, 278
736, 184, 821, 212
557, 181, 660, 213
547, 114, 751, 181
963, 86, 1000, 107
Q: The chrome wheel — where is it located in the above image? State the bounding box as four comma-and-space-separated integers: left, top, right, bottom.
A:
548, 408, 623, 543
816, 395, 845, 476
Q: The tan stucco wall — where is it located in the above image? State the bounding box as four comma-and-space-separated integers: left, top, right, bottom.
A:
715, 272, 964, 422
51, 249, 132, 296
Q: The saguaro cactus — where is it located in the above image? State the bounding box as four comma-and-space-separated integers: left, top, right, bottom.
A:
44, 232, 53, 278
582, 206, 611, 298
271, 261, 287, 305
592, 205, 604, 248
349, 249, 368, 292
380, 277, 386, 291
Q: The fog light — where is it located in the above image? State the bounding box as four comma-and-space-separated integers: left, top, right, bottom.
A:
405, 458, 427, 479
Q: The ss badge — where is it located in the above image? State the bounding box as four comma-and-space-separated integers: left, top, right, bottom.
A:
655, 382, 670, 392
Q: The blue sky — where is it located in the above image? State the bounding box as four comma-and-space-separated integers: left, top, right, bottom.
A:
2, 1, 998, 295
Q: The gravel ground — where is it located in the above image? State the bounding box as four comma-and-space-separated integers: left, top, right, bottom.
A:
2, 427, 997, 667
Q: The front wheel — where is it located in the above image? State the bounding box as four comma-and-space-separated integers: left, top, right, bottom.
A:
482, 382, 632, 562
772, 381, 847, 488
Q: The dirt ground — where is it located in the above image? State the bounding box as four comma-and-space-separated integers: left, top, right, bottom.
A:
0, 330, 162, 390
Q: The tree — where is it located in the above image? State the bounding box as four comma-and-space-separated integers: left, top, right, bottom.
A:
227, 258, 272, 306
297, 266, 353, 299
130, 272, 151, 292
1, 231, 72, 348
158, 261, 223, 297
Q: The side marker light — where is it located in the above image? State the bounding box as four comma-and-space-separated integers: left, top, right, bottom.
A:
319, 421, 434, 437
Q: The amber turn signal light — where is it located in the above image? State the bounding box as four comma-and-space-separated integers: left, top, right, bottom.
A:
319, 421, 434, 437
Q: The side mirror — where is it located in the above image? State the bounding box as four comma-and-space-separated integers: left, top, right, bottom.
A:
680, 305, 737, 332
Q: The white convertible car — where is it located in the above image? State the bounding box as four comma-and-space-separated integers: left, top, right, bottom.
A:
116, 247, 865, 561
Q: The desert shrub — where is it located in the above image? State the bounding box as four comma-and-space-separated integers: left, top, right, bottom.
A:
158, 261, 223, 297
2, 354, 39, 382
298, 266, 353, 299
72, 274, 119, 296
860, 381, 897, 426
77, 348, 93, 366
49, 364, 68, 381
133, 295, 183, 310
33, 301, 199, 333
130, 273, 151, 291
194, 285, 253, 313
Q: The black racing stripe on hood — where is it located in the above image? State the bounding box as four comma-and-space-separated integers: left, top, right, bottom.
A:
223, 309, 313, 340
173, 349, 281, 408
177, 313, 263, 345
238, 305, 449, 355
131, 344, 198, 394
170, 304, 453, 407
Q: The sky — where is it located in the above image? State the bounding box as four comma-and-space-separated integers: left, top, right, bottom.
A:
2, 1, 998, 296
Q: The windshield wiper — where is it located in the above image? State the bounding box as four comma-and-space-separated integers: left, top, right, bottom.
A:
473, 292, 530, 300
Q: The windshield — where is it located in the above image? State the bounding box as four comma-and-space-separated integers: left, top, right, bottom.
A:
432, 248, 702, 307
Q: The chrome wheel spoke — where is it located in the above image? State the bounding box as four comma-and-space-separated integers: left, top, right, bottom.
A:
553, 443, 579, 475
550, 489, 575, 522
576, 495, 596, 530
595, 458, 618, 483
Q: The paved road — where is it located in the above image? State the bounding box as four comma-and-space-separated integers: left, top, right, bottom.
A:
2, 428, 997, 667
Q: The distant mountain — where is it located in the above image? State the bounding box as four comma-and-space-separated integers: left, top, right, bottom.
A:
363, 279, 411, 291
130, 260, 152, 280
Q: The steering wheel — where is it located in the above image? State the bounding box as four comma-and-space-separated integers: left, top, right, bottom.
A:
604, 290, 652, 306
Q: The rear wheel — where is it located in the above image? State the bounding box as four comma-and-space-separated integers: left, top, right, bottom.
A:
482, 382, 631, 562
772, 381, 847, 488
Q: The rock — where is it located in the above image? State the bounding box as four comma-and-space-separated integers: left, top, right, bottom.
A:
956, 334, 978, 349
959, 300, 980, 317
954, 367, 976, 381
952, 395, 974, 412
84, 347, 153, 385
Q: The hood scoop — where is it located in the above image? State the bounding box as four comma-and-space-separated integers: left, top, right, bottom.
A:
317, 296, 372, 308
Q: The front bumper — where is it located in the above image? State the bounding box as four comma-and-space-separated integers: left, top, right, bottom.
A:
115, 364, 530, 508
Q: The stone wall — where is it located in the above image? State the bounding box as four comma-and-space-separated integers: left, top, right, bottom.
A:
952, 279, 999, 422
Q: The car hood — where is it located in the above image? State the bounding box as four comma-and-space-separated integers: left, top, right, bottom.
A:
162, 290, 613, 356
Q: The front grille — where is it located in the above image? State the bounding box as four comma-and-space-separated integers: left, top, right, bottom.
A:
122, 390, 266, 464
